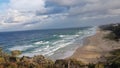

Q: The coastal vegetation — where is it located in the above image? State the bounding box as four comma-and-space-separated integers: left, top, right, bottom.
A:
0, 48, 120, 68
99, 23, 120, 41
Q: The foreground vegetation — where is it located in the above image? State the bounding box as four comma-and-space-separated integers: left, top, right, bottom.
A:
0, 47, 120, 68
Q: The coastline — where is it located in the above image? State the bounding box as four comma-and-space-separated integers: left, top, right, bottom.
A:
0, 24, 120, 68
45, 27, 97, 61
69, 28, 120, 64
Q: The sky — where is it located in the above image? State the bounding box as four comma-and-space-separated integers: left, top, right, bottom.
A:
0, 0, 120, 32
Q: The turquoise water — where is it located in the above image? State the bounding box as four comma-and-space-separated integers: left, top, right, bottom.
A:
0, 27, 96, 59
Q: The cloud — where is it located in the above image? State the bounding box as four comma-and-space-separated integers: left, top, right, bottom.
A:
1, 0, 120, 32
49, 0, 81, 6
109, 9, 120, 15
9, 0, 46, 12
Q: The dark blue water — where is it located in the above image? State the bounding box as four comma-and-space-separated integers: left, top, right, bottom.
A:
0, 27, 96, 59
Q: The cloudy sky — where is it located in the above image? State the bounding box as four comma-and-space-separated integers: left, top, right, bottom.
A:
0, 0, 120, 32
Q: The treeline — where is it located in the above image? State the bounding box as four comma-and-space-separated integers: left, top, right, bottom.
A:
99, 23, 120, 41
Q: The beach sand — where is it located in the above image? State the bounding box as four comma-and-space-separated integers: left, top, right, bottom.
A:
69, 29, 120, 64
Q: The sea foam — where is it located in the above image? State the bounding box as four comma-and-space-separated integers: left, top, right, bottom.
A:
8, 45, 34, 51
7, 27, 97, 59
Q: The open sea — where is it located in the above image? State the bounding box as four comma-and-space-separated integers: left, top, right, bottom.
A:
0, 27, 96, 60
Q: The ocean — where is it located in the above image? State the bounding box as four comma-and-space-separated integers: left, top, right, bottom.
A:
0, 27, 96, 60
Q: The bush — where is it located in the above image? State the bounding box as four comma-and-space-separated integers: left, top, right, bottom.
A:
95, 63, 104, 68
11, 50, 21, 57
104, 32, 119, 41
106, 49, 120, 68
0, 57, 5, 63
88, 63, 95, 68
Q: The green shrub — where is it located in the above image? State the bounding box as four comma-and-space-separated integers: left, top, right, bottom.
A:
0, 57, 5, 63
88, 63, 95, 68
95, 63, 104, 68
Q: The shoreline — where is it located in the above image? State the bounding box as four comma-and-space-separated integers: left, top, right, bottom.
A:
47, 27, 97, 61
68, 30, 103, 64
69, 28, 120, 64
67, 35, 97, 64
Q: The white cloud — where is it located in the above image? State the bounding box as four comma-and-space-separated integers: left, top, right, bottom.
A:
109, 9, 120, 15
9, 0, 46, 12
1, 0, 120, 32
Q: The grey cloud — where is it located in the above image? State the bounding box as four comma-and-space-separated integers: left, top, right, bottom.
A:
1, 0, 120, 32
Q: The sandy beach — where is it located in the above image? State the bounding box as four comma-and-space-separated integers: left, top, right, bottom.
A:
69, 29, 120, 64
